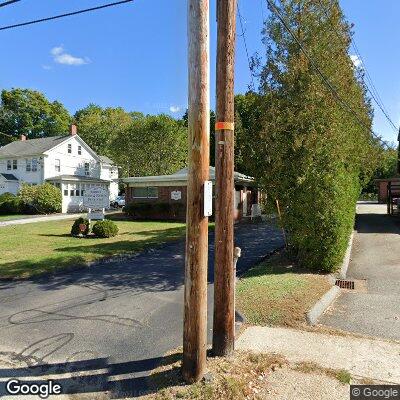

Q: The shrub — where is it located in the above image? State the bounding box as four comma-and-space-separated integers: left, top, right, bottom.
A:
123, 202, 152, 217
71, 217, 90, 236
92, 220, 119, 238
0, 192, 22, 215
123, 201, 185, 220
19, 183, 62, 214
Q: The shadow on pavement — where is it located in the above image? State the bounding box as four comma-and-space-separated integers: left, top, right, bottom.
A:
355, 213, 400, 235
0, 352, 181, 398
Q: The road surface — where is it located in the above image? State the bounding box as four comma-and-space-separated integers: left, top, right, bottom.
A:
0, 221, 284, 398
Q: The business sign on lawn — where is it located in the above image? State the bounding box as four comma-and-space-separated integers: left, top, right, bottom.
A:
83, 186, 108, 210
88, 210, 105, 221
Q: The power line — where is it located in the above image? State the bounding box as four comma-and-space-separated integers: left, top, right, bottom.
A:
317, 0, 398, 134
0, 0, 134, 32
237, 1, 255, 90
266, 0, 389, 148
0, 0, 21, 8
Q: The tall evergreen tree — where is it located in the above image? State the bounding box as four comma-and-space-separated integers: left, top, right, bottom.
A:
253, 0, 375, 270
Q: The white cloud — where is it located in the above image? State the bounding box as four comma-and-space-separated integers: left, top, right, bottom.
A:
42, 65, 52, 70
50, 46, 90, 66
350, 54, 362, 68
169, 105, 181, 113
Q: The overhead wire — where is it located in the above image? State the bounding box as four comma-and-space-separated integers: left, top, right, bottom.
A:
317, 0, 398, 134
265, 0, 390, 148
237, 1, 256, 91
0, 0, 133, 31
0, 0, 21, 8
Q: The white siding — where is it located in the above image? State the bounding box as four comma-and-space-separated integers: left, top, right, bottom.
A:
44, 136, 100, 180
0, 135, 119, 204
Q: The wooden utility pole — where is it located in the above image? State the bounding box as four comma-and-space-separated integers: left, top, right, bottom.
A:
213, 0, 236, 357
183, 0, 210, 383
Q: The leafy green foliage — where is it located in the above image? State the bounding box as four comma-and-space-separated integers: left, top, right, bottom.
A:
0, 89, 71, 145
92, 219, 119, 238
71, 217, 90, 236
249, 0, 375, 271
19, 183, 62, 214
74, 104, 134, 174
0, 193, 22, 215
124, 201, 185, 220
113, 114, 187, 176
362, 145, 398, 194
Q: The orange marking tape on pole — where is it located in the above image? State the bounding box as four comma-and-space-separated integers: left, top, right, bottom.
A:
215, 121, 234, 131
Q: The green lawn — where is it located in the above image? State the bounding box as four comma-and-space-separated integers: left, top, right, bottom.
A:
236, 251, 331, 327
0, 218, 186, 279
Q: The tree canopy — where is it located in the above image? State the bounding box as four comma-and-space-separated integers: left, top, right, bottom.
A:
111, 114, 187, 176
0, 88, 71, 145
74, 104, 134, 157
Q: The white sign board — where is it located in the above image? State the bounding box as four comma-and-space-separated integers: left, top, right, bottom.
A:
204, 181, 213, 217
88, 210, 105, 221
83, 186, 108, 210
171, 190, 182, 201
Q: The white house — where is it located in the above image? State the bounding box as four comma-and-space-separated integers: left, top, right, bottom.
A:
0, 125, 119, 213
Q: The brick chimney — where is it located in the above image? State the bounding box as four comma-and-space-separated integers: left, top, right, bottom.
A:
20, 134, 26, 141
70, 124, 77, 136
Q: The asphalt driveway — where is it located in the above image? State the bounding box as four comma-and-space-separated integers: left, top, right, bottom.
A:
0, 221, 283, 398
320, 203, 400, 341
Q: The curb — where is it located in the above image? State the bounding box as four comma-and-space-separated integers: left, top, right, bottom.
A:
338, 230, 354, 279
306, 285, 341, 325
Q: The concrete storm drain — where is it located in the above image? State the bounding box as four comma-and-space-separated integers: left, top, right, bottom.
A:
335, 279, 355, 290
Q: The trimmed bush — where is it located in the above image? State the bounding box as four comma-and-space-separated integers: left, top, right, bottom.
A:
92, 220, 119, 238
71, 217, 90, 236
19, 183, 62, 214
123, 202, 152, 217
123, 201, 185, 220
0, 192, 21, 215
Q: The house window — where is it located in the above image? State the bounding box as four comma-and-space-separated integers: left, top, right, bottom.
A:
55, 159, 61, 172
26, 159, 31, 172
64, 189, 68, 196
32, 158, 38, 172
68, 144, 72, 154
84, 163, 90, 176
70, 189, 75, 196
12, 160, 17, 170
132, 187, 158, 199
7, 160, 11, 170
78, 146, 82, 155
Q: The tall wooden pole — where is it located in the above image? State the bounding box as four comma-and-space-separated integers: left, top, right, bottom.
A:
183, 0, 210, 383
213, 0, 236, 357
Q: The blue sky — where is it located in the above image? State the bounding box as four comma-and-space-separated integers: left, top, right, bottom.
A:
0, 0, 398, 142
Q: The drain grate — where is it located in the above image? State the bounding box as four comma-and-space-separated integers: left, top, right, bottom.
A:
335, 279, 355, 290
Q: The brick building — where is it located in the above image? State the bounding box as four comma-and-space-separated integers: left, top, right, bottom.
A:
123, 167, 259, 221
376, 177, 400, 203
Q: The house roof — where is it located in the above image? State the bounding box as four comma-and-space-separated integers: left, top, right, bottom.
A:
99, 155, 115, 165
122, 167, 255, 185
0, 135, 70, 158
0, 173, 18, 181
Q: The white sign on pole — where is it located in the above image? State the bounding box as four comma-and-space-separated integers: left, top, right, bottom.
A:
83, 186, 108, 210
171, 190, 182, 201
88, 209, 105, 221
204, 180, 213, 217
